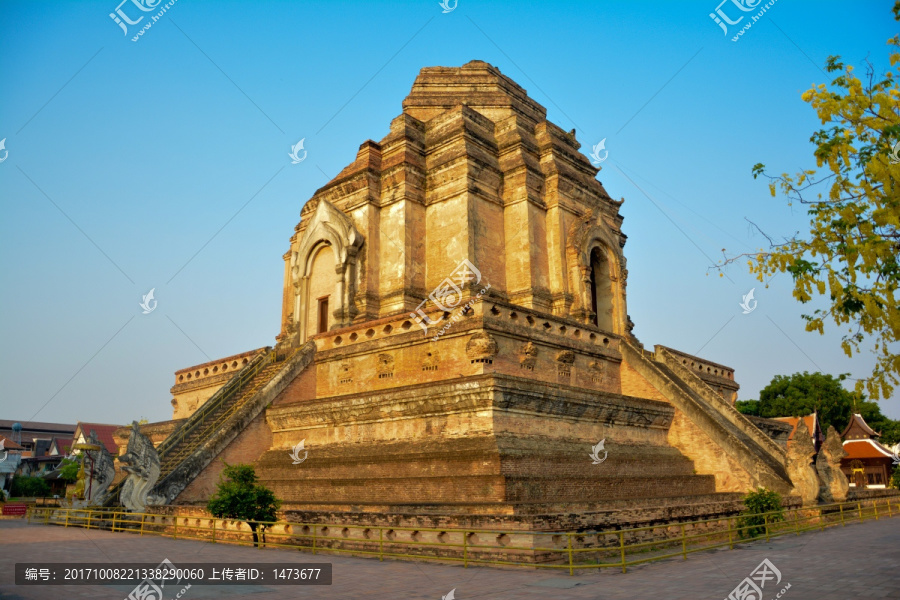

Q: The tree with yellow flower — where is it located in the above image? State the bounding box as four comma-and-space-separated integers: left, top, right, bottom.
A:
721, 5, 900, 400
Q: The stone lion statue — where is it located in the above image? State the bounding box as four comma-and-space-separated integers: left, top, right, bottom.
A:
118, 421, 162, 512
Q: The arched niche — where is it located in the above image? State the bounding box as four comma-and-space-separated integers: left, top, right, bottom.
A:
589, 247, 615, 332
566, 212, 627, 334
289, 199, 364, 341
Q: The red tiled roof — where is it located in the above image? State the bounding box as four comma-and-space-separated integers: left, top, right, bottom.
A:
75, 423, 123, 454
843, 439, 896, 460
0, 435, 25, 451
771, 414, 820, 444
49, 437, 73, 456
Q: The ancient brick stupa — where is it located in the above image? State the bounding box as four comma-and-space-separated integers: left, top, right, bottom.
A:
128, 61, 800, 531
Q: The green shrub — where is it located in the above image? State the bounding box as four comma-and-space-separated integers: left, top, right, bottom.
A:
206, 463, 280, 547
737, 487, 784, 539
890, 465, 900, 490
10, 475, 51, 498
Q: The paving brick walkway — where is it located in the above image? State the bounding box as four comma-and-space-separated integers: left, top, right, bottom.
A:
1, 517, 898, 600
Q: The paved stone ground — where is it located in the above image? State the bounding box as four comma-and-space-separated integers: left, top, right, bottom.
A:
1, 517, 898, 600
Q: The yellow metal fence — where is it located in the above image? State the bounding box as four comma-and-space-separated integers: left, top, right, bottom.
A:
26, 497, 898, 574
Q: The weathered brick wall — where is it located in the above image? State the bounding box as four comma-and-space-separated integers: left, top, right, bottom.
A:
272, 357, 316, 406
258, 370, 721, 508
620, 359, 667, 402
668, 407, 754, 492
175, 411, 273, 504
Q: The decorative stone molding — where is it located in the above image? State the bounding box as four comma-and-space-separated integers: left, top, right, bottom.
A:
588, 360, 604, 383
283, 316, 297, 337
376, 353, 394, 379
519, 342, 538, 370
466, 332, 498, 364
556, 350, 575, 364
556, 350, 575, 378
338, 361, 353, 384
173, 349, 260, 387
267, 373, 675, 433
422, 351, 439, 372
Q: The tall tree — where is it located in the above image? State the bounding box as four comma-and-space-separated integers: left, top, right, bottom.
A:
721, 6, 900, 400
756, 372, 854, 433
738, 371, 900, 445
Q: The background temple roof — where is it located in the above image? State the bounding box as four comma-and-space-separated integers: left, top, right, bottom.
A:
74, 422, 123, 454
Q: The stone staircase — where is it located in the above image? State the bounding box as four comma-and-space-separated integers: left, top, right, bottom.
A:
106, 342, 317, 507
156, 359, 283, 478
621, 342, 794, 494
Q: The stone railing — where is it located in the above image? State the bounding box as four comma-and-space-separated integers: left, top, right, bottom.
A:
655, 346, 786, 461
316, 299, 622, 358
173, 348, 265, 387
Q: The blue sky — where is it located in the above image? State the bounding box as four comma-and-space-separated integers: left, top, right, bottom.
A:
1, 0, 897, 426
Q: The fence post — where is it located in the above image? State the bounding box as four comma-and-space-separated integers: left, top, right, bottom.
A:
619, 531, 626, 574
379, 528, 384, 562
212, 519, 216, 544
793, 509, 799, 535
873, 501, 879, 521
112, 512, 118, 533
65, 510, 70, 528
681, 525, 687, 560
462, 531, 467, 569
87, 511, 92, 531
173, 516, 178, 540
140, 514, 146, 536
764, 515, 769, 542
312, 526, 317, 555
858, 502, 863, 523
839, 504, 845, 527
567, 533, 574, 576
888, 499, 893, 518
728, 517, 734, 550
